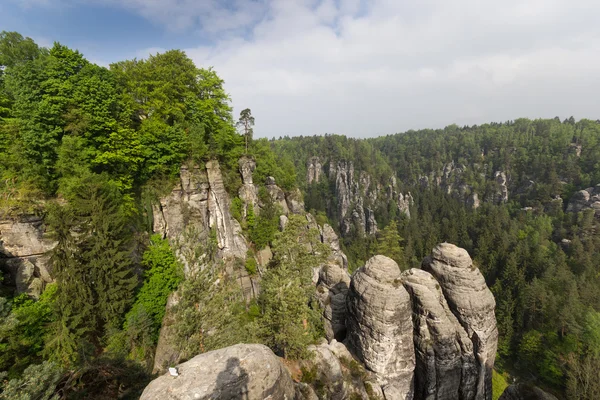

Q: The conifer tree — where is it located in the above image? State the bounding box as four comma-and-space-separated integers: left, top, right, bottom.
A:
258, 214, 329, 358
375, 220, 404, 268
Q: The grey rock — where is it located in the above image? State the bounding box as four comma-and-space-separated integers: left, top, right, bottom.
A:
279, 215, 289, 231
566, 185, 600, 217
306, 343, 347, 400
321, 224, 348, 269
493, 171, 509, 204
206, 160, 248, 260
286, 188, 305, 214
401, 268, 477, 400
316, 262, 351, 341
467, 193, 480, 209
0, 216, 55, 294
265, 178, 290, 215
238, 156, 256, 185
346, 255, 415, 399
307, 157, 323, 184
499, 383, 559, 400
422, 243, 498, 400
255, 245, 272, 267
141, 344, 295, 400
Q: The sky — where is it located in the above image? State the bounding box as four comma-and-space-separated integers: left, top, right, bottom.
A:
2, 0, 600, 138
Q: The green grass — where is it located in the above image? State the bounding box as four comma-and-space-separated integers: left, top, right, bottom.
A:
492, 369, 510, 400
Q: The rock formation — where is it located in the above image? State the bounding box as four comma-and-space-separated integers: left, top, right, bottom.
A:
206, 160, 248, 259
492, 171, 509, 204
238, 156, 259, 217
566, 184, 600, 217
152, 161, 247, 274
265, 176, 290, 215
401, 268, 478, 400
316, 262, 350, 341
346, 255, 415, 399
0, 215, 55, 297
307, 156, 322, 184
141, 344, 295, 400
422, 243, 498, 400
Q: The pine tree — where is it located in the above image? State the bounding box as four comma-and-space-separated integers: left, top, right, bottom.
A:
258, 214, 329, 358
375, 220, 404, 268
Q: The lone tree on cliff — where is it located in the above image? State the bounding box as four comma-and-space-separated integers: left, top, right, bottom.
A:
236, 108, 254, 153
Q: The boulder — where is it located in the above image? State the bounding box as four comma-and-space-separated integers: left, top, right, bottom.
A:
141, 344, 295, 400
346, 255, 415, 398
566, 184, 600, 217
401, 268, 477, 400
422, 243, 498, 400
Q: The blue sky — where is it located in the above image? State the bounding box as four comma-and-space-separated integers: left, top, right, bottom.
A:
2, 0, 600, 138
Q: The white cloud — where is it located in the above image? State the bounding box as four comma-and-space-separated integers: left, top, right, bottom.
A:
19, 0, 600, 137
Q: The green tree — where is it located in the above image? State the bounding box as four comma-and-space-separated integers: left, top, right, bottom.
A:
375, 220, 404, 268
236, 108, 254, 153
258, 215, 330, 358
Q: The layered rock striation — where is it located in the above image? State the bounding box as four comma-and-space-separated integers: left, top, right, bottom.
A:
346, 255, 415, 399
422, 243, 498, 400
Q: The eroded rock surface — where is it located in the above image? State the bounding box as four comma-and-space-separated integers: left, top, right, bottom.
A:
0, 216, 55, 296
141, 344, 295, 400
346, 255, 415, 399
316, 262, 350, 341
152, 162, 247, 275
422, 243, 498, 400
401, 268, 477, 400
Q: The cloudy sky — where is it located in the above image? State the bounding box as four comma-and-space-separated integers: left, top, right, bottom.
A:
2, 0, 599, 138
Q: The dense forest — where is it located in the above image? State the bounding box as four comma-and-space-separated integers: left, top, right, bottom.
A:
1, 31, 599, 399
272, 121, 600, 399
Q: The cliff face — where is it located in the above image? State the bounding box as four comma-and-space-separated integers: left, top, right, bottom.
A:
0, 215, 55, 297
307, 157, 413, 238
152, 161, 247, 275
144, 243, 498, 400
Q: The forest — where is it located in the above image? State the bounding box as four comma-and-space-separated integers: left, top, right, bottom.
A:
1, 31, 599, 399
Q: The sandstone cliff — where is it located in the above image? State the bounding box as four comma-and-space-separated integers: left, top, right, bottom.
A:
422, 243, 498, 400
0, 215, 55, 297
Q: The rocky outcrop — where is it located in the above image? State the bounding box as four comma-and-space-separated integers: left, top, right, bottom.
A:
499, 383, 559, 400
566, 184, 600, 217
265, 176, 290, 215
307, 156, 322, 184
492, 171, 509, 204
0, 216, 55, 297
346, 255, 415, 399
141, 344, 295, 400
152, 162, 247, 274
286, 188, 305, 214
316, 262, 350, 341
238, 157, 258, 217
422, 243, 498, 400
206, 160, 248, 259
401, 268, 478, 400
321, 223, 348, 269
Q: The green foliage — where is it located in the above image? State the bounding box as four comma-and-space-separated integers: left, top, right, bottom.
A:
0, 361, 61, 400
171, 266, 258, 361
249, 188, 280, 249
492, 370, 509, 400
0, 285, 56, 378
113, 235, 183, 362
375, 220, 404, 268
257, 215, 329, 359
